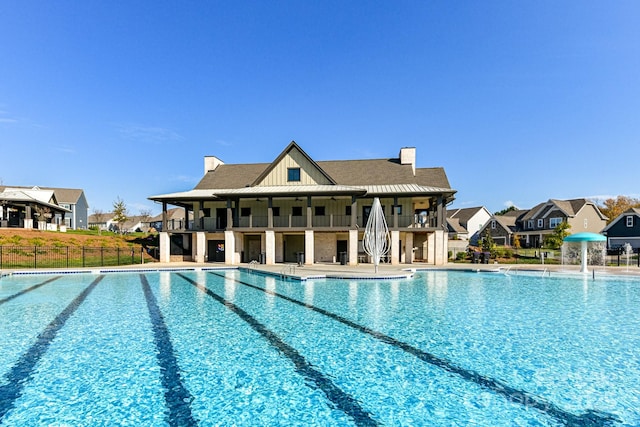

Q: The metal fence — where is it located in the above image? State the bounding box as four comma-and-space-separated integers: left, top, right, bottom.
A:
0, 246, 155, 269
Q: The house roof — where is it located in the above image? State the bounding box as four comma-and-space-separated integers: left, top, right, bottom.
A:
152, 143, 455, 204
446, 217, 468, 234
602, 207, 640, 232
447, 207, 488, 224
521, 198, 598, 221
149, 207, 193, 222
0, 185, 85, 204
0, 187, 72, 213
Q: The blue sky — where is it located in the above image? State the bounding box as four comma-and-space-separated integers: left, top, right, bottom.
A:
1, 1, 639, 216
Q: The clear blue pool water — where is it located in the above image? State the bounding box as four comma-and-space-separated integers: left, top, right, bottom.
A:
0, 269, 638, 426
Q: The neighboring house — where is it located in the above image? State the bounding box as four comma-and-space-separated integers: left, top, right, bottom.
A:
89, 213, 150, 233
602, 208, 640, 250
149, 141, 456, 265
481, 199, 607, 248
148, 208, 193, 232
479, 209, 529, 246
0, 186, 72, 230
0, 185, 88, 230
446, 206, 492, 245
88, 212, 116, 231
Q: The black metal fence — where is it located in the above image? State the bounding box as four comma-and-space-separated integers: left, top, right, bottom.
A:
0, 246, 155, 269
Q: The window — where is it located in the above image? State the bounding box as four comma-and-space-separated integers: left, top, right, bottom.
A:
537, 219, 544, 228
272, 207, 280, 217
394, 205, 402, 215
287, 167, 301, 182
627, 216, 634, 227
549, 217, 562, 228
527, 220, 533, 229
315, 206, 325, 216
292, 206, 302, 216
240, 207, 251, 217
345, 206, 351, 216
491, 220, 496, 229
584, 219, 588, 228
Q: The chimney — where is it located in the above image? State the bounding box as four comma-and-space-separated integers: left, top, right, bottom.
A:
399, 147, 416, 175
204, 156, 224, 174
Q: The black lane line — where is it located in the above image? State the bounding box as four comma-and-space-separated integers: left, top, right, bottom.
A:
177, 272, 379, 427
140, 274, 198, 427
0, 275, 104, 421
0, 276, 61, 306
211, 271, 621, 427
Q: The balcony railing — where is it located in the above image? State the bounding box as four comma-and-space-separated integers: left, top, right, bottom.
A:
192, 213, 438, 231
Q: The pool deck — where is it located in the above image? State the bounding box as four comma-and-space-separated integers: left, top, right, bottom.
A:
4, 261, 640, 279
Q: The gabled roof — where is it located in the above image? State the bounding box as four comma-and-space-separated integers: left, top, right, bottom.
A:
149, 208, 193, 222
251, 141, 337, 186
446, 217, 468, 234
0, 185, 85, 204
521, 198, 598, 221
493, 211, 528, 233
602, 207, 640, 232
0, 187, 71, 213
156, 143, 456, 204
447, 207, 489, 224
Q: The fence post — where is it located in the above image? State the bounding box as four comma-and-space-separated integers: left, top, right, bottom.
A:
82, 247, 85, 267
141, 247, 144, 264
117, 247, 120, 265
101, 247, 104, 267
66, 246, 69, 268
34, 245, 37, 269
131, 247, 134, 264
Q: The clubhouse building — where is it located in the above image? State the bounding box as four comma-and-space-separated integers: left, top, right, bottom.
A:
148, 142, 456, 266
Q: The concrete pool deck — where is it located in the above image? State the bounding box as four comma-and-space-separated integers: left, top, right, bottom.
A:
6, 261, 640, 280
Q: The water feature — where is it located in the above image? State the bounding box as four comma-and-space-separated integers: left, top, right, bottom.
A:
625, 242, 633, 272
562, 232, 607, 273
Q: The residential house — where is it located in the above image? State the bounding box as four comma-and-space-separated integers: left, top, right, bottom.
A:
602, 208, 640, 250
148, 141, 456, 265
147, 208, 193, 232
0, 186, 71, 230
480, 209, 529, 246
446, 206, 492, 245
481, 199, 607, 248
0, 185, 88, 230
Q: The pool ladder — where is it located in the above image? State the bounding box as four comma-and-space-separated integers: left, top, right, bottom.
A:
280, 264, 296, 276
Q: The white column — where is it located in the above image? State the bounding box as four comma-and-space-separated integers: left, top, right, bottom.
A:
305, 229, 314, 265
225, 230, 236, 265
265, 230, 275, 265
434, 229, 447, 266
159, 232, 170, 263
194, 232, 206, 263
390, 230, 400, 265
405, 233, 414, 264
348, 229, 359, 266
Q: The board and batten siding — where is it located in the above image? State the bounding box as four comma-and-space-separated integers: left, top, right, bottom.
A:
257, 150, 332, 186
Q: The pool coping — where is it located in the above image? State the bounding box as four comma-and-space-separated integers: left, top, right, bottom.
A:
3, 261, 640, 281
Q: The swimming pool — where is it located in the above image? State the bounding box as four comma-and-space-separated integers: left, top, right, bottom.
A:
0, 269, 638, 426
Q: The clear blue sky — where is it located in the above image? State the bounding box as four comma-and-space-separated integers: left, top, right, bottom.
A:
1, 1, 639, 216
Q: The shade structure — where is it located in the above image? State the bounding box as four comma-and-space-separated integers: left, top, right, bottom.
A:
563, 232, 606, 243
363, 197, 390, 273
563, 232, 606, 273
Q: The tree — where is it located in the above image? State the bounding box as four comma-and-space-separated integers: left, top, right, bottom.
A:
512, 234, 521, 249
139, 208, 152, 232
92, 208, 109, 235
597, 196, 640, 224
543, 221, 571, 249
494, 205, 518, 216
112, 197, 129, 233
478, 230, 496, 256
